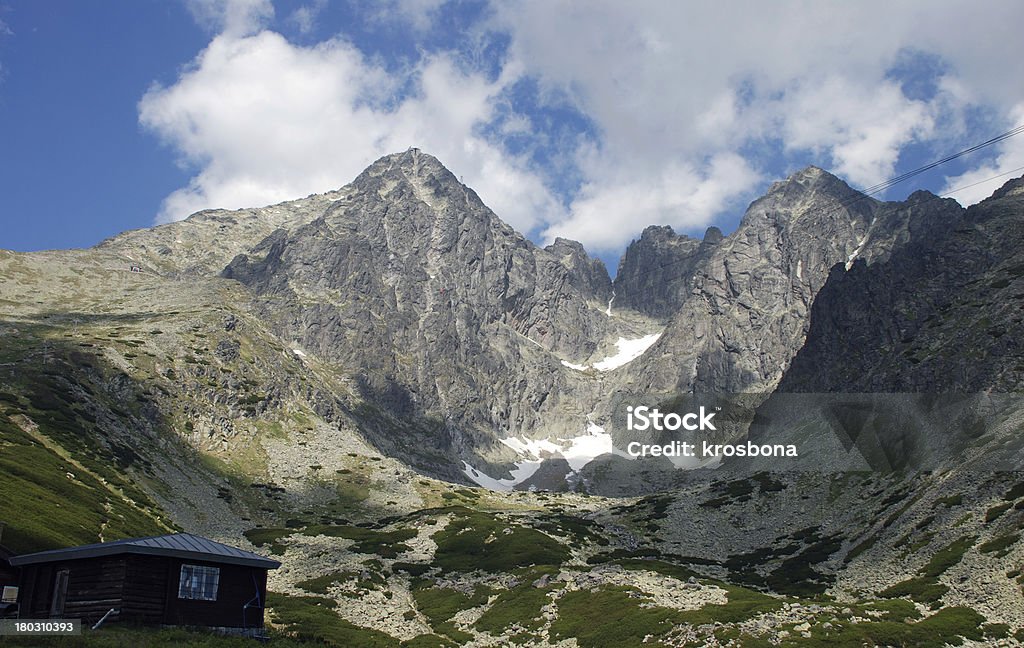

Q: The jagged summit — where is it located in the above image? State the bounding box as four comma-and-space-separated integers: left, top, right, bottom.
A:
612, 225, 708, 319
636, 224, 694, 242
357, 148, 453, 179
347, 148, 488, 221
545, 237, 613, 302
764, 164, 863, 201
702, 225, 724, 245
97, 150, 994, 403
987, 173, 1024, 201
354, 148, 467, 195
794, 163, 828, 177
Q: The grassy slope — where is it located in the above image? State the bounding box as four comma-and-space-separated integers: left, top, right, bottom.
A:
0, 340, 180, 552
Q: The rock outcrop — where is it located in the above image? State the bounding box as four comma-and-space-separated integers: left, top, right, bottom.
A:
219, 150, 620, 470
778, 176, 1024, 392
612, 225, 720, 319
623, 167, 955, 395
39, 151, 1024, 487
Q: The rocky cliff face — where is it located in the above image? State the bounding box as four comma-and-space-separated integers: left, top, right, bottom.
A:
778, 177, 1024, 393
612, 225, 721, 319
219, 149, 624, 471
545, 237, 614, 305
621, 167, 956, 396
99, 155, 997, 484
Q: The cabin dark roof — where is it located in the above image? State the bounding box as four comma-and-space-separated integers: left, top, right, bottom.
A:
9, 533, 281, 569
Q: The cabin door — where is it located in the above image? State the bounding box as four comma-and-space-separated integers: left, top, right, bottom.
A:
50, 569, 69, 617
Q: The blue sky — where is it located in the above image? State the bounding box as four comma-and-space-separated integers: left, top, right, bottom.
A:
2, 0, 1023, 269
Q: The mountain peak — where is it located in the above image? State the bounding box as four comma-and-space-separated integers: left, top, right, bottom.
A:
348, 148, 482, 214
360, 148, 453, 180
761, 164, 864, 208
702, 225, 724, 245
781, 164, 844, 188
987, 174, 1024, 201
796, 164, 828, 177
547, 236, 588, 253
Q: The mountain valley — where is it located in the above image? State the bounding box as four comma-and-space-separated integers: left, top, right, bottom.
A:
1, 150, 1023, 646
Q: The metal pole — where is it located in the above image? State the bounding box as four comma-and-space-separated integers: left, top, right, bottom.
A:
91, 608, 117, 630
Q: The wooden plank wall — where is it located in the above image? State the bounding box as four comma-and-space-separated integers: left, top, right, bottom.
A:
61, 557, 126, 624
121, 555, 168, 624
163, 560, 268, 628
17, 564, 47, 616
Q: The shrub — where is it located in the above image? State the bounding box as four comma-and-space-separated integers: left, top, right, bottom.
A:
432, 510, 568, 572
268, 593, 398, 647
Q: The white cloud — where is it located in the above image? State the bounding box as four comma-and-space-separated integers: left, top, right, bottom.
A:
288, 0, 326, 35
941, 103, 1024, 205
139, 28, 563, 233
185, 0, 274, 36
365, 0, 447, 33
490, 1, 1024, 248
545, 152, 760, 251
147, 0, 1024, 253
776, 77, 937, 188
0, 10, 11, 73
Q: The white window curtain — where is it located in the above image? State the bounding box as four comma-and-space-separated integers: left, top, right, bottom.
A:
178, 564, 220, 601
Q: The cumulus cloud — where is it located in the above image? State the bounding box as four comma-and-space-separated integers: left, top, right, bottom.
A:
492, 1, 1024, 248
185, 0, 274, 36
546, 153, 760, 251
941, 103, 1024, 205
146, 0, 1024, 253
288, 0, 326, 35
775, 77, 937, 187
139, 28, 564, 232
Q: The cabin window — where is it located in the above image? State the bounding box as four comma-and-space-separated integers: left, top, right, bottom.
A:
1, 586, 18, 603
178, 564, 220, 601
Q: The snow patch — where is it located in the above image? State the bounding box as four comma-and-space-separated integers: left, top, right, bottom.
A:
844, 244, 865, 270
462, 460, 542, 492
592, 334, 662, 371
292, 348, 307, 358
501, 436, 563, 456
845, 219, 876, 271
463, 419, 615, 491
561, 333, 662, 373
605, 291, 615, 317
796, 260, 803, 280
559, 421, 614, 471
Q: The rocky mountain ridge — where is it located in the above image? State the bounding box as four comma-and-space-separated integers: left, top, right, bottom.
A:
779, 176, 1024, 392
625, 166, 965, 396
8, 152, 1017, 489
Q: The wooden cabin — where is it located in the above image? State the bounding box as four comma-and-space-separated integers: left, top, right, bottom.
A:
10, 533, 280, 631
